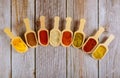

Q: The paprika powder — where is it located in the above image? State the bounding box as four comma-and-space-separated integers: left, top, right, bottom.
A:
62, 31, 72, 46
39, 30, 48, 45
61, 17, 72, 47
83, 38, 97, 52
38, 16, 49, 46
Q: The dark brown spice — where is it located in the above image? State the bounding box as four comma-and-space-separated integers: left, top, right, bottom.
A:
26, 32, 37, 46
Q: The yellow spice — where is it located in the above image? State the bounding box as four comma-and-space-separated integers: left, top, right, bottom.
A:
12, 37, 28, 53
92, 45, 106, 59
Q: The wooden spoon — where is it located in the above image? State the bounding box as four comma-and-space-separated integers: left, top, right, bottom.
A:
50, 16, 61, 47
92, 34, 115, 60
72, 18, 86, 48
61, 17, 73, 47
24, 18, 38, 48
38, 16, 49, 46
4, 28, 28, 53
82, 27, 105, 53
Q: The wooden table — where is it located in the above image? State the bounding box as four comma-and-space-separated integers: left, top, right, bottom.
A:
0, 0, 119, 78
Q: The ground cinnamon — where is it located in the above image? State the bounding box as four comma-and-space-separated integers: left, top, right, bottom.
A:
26, 32, 37, 46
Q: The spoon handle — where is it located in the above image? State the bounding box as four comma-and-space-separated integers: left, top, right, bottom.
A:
79, 19, 86, 32
4, 28, 15, 39
23, 18, 31, 31
104, 34, 115, 46
65, 17, 72, 29
40, 16, 46, 29
54, 16, 60, 29
94, 27, 105, 39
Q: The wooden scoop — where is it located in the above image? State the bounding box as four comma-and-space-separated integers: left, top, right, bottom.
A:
82, 27, 105, 53
38, 16, 49, 46
24, 18, 38, 48
72, 19, 86, 48
50, 16, 61, 47
4, 28, 28, 53
61, 17, 73, 47
92, 34, 115, 60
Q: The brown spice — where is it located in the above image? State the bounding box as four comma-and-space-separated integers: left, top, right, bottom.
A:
26, 32, 37, 46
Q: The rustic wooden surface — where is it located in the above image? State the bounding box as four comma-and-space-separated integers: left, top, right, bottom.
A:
0, 0, 119, 78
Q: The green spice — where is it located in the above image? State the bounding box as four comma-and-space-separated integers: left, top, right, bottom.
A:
73, 32, 83, 47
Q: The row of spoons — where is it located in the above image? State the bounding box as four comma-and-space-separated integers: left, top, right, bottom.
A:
4, 16, 115, 60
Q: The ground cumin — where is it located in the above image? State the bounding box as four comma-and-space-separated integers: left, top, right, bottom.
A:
73, 33, 83, 47
26, 32, 37, 46
62, 31, 72, 46
83, 38, 97, 52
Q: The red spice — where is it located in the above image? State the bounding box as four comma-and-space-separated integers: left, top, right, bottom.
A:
62, 31, 72, 46
39, 30, 48, 45
83, 38, 97, 52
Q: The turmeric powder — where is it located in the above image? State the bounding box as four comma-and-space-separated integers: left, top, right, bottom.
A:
12, 37, 28, 53
92, 46, 106, 59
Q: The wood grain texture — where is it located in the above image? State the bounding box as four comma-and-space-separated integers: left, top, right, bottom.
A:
67, 0, 98, 78
36, 0, 66, 78
12, 0, 35, 78
99, 0, 120, 78
0, 0, 120, 78
0, 0, 11, 78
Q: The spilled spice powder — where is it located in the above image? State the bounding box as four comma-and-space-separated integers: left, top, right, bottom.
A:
50, 30, 61, 46
62, 31, 72, 46
73, 33, 83, 47
12, 37, 28, 52
39, 30, 48, 45
92, 45, 106, 59
83, 38, 97, 52
26, 32, 37, 46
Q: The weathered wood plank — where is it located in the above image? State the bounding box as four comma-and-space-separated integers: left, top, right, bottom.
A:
36, 0, 66, 78
67, 0, 98, 78
12, 0, 35, 78
0, 0, 11, 78
99, 0, 120, 78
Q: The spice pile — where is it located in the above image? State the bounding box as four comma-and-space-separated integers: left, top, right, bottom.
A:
4, 16, 115, 60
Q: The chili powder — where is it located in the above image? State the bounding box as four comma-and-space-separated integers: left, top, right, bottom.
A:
83, 38, 97, 52
62, 31, 72, 46
26, 32, 37, 46
39, 30, 48, 45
